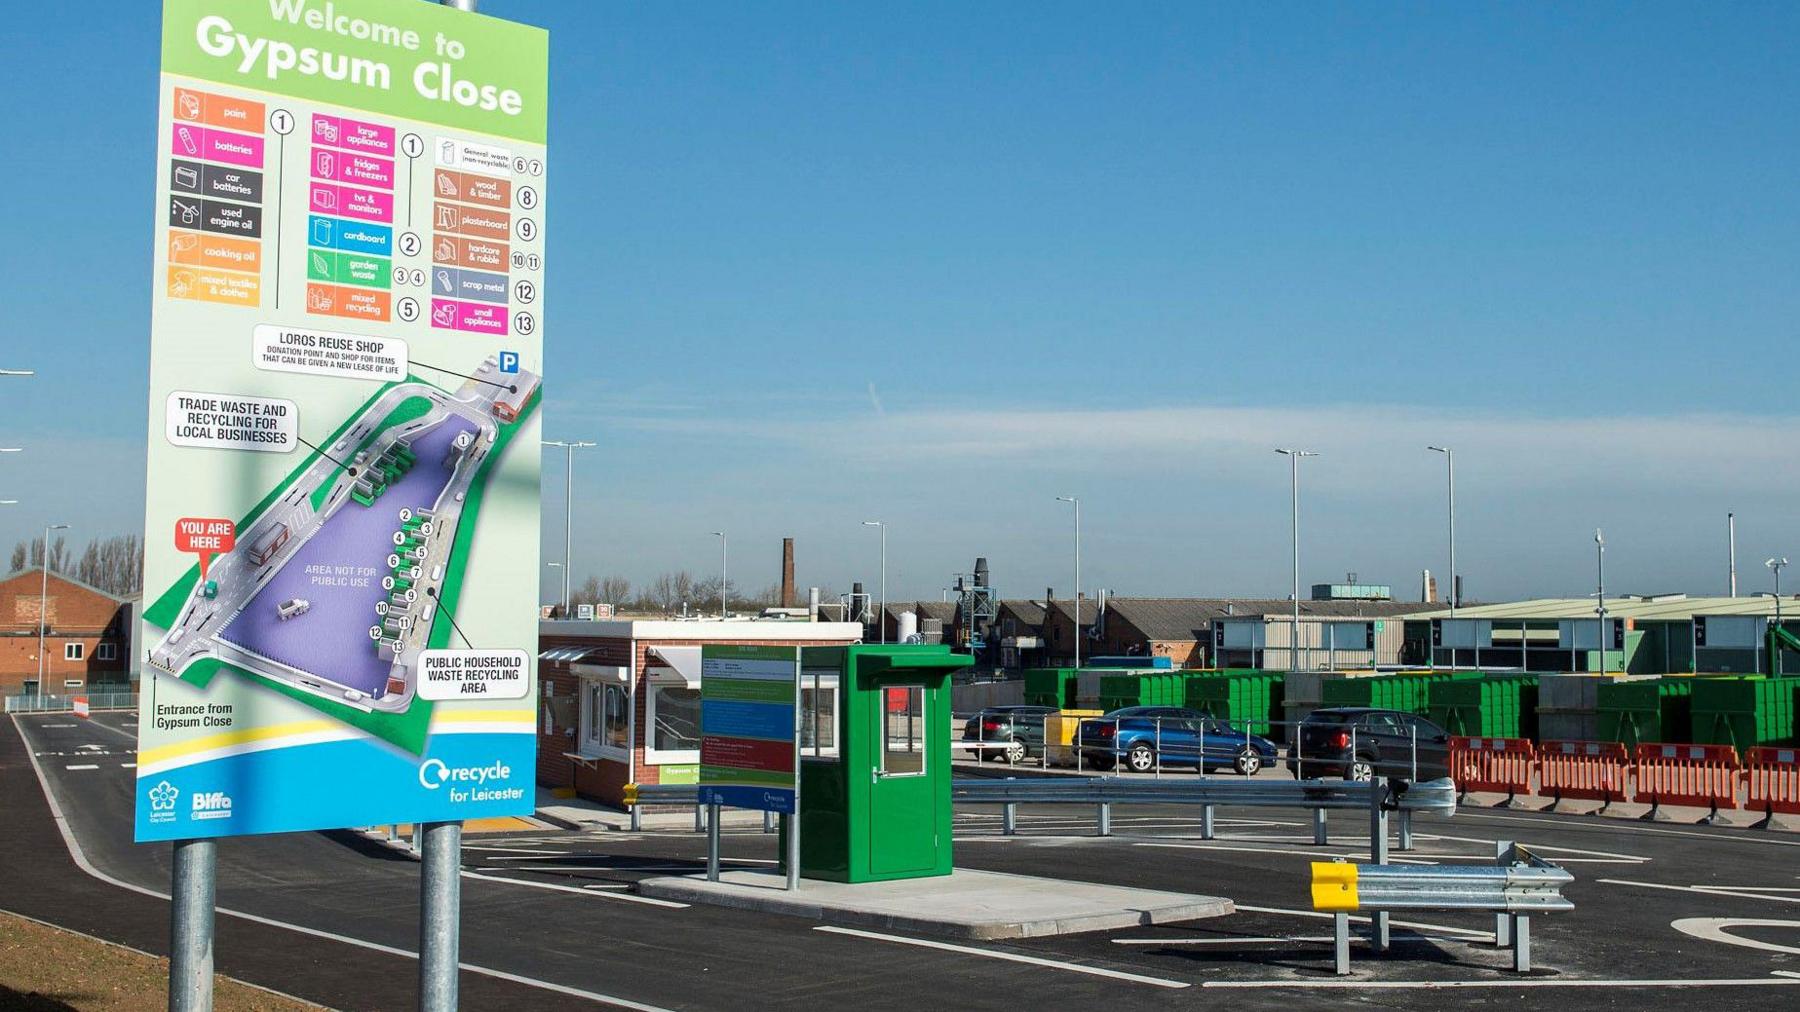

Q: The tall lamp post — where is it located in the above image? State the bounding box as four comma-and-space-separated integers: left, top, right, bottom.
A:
711, 532, 728, 619
541, 440, 596, 615
545, 561, 562, 613
1275, 449, 1318, 671
38, 522, 69, 702
1769, 558, 1789, 678
1594, 529, 1607, 675
862, 521, 886, 643
1056, 496, 1081, 668
1427, 446, 1456, 615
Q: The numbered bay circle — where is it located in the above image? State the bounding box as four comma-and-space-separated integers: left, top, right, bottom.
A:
513, 312, 536, 336
518, 186, 538, 210
374, 601, 388, 617
269, 109, 295, 135
369, 625, 384, 640
397, 297, 420, 322
387, 553, 401, 569
402, 133, 425, 158
514, 280, 536, 304
517, 217, 538, 241
383, 576, 396, 591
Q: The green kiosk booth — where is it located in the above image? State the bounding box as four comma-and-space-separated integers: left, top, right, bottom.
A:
792, 644, 971, 883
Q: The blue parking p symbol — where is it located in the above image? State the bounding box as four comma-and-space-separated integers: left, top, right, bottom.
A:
499, 351, 519, 374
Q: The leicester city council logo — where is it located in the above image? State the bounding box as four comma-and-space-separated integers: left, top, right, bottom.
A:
148, 781, 180, 824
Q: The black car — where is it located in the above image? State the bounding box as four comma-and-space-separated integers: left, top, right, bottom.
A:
1286, 707, 1450, 782
961, 705, 1058, 763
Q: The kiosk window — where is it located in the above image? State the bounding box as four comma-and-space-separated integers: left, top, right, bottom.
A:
647, 684, 701, 761
881, 685, 925, 776
802, 668, 839, 759
579, 681, 630, 757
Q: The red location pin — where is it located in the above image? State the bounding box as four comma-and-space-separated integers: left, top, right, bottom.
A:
174, 517, 236, 581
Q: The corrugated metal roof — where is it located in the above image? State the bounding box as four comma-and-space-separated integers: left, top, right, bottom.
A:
1416, 595, 1800, 621
1107, 598, 1429, 641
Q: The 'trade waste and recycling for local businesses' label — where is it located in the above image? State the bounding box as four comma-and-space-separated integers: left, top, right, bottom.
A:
418, 650, 528, 700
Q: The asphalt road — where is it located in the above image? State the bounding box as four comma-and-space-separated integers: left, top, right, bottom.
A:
10, 711, 1800, 1010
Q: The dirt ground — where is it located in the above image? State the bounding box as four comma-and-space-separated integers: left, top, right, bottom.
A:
0, 911, 323, 1011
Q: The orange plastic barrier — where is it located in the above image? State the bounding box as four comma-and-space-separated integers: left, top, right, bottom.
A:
1633, 742, 1741, 822
1744, 747, 1800, 825
1449, 737, 1536, 804
1537, 740, 1632, 812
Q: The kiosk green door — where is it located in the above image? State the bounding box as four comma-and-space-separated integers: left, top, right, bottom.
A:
871, 683, 937, 877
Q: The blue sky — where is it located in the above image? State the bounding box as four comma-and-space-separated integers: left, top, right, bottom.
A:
2, 1, 1798, 604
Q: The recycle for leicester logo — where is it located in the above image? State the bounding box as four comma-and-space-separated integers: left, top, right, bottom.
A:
148, 781, 180, 823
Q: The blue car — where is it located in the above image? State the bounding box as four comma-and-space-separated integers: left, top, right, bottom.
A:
1077, 706, 1279, 775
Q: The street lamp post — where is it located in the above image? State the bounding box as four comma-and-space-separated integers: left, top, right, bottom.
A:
1056, 497, 1081, 668
1769, 558, 1789, 678
1428, 447, 1456, 615
711, 532, 728, 619
38, 523, 69, 702
541, 440, 596, 615
1275, 450, 1318, 670
862, 521, 886, 643
1594, 529, 1607, 675
545, 561, 562, 613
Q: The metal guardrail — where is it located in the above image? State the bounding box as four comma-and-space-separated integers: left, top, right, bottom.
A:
624, 775, 1455, 846
4, 692, 138, 713
1312, 840, 1572, 974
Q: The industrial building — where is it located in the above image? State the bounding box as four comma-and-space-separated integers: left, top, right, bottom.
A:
1421, 594, 1800, 675
1031, 596, 1428, 669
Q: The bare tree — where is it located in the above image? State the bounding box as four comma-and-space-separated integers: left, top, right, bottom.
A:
8, 541, 24, 573
75, 534, 143, 596
600, 575, 630, 608
648, 572, 678, 615
672, 571, 696, 614
572, 575, 602, 609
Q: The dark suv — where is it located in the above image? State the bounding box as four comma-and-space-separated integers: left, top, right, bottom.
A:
961, 705, 1058, 763
1287, 708, 1450, 782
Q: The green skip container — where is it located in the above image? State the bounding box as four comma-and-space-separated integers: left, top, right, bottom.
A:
1098, 671, 1199, 712
1690, 676, 1798, 754
1185, 671, 1285, 736
1596, 678, 1691, 749
1427, 674, 1540, 740
1021, 668, 1079, 709
1321, 671, 1484, 716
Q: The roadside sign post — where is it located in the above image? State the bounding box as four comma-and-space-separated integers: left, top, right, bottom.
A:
140, 1, 547, 1008
419, 820, 463, 1011
169, 838, 216, 1012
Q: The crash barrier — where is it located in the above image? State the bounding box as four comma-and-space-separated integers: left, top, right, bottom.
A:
1536, 740, 1631, 814
1633, 742, 1741, 823
1311, 840, 1573, 975
1449, 737, 1536, 805
624, 775, 1457, 846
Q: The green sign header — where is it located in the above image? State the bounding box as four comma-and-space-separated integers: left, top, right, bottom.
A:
162, 0, 548, 143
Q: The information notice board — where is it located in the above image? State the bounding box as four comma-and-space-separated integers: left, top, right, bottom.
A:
136, 0, 548, 841
699, 645, 801, 813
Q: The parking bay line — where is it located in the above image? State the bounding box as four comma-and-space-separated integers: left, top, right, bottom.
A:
813, 926, 1190, 989
1201, 975, 1800, 990
1597, 879, 1800, 905
64, 764, 98, 771
459, 871, 690, 908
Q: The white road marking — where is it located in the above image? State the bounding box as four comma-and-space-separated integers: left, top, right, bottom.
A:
13, 715, 675, 1012
460, 871, 689, 908
1112, 932, 1474, 946
1455, 809, 1800, 848
1232, 903, 1492, 940
65, 764, 98, 771
120, 763, 136, 769
1598, 879, 1800, 905
1202, 976, 1800, 990
813, 926, 1190, 989
583, 883, 632, 890
1672, 918, 1800, 956
42, 724, 76, 728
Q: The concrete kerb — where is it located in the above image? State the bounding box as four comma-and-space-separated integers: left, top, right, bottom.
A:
636, 868, 1234, 941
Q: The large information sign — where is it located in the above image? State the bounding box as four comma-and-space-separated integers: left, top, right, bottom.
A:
699, 645, 801, 813
136, 0, 548, 841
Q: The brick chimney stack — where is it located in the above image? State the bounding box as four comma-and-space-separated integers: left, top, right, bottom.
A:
781, 538, 797, 607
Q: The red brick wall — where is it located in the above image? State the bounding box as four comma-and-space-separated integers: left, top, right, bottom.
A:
0, 570, 130, 693
535, 634, 855, 808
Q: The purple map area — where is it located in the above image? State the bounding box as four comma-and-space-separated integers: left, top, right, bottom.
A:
220, 416, 478, 697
